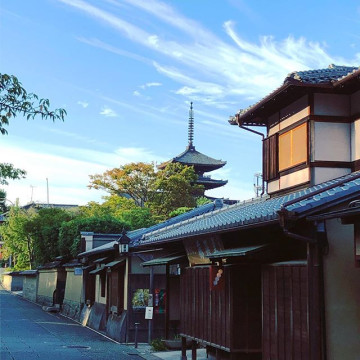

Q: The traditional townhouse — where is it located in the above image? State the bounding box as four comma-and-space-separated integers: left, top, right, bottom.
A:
76, 200, 224, 343
133, 65, 360, 360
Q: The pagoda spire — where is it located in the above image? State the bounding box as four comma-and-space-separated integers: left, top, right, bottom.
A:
188, 102, 194, 149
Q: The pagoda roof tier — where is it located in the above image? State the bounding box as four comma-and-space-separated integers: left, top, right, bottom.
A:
158, 145, 226, 172
196, 176, 228, 190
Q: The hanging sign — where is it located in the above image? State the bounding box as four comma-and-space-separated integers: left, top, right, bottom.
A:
145, 306, 153, 320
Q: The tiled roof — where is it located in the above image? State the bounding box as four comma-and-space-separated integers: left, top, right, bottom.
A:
285, 64, 358, 84
78, 200, 224, 256
232, 64, 359, 124
139, 171, 360, 245
159, 146, 226, 170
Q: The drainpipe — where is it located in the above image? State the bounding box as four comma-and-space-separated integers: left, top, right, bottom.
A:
234, 114, 266, 196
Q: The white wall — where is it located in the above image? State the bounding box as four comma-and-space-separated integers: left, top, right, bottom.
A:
313, 122, 351, 162
323, 219, 360, 359
312, 167, 351, 185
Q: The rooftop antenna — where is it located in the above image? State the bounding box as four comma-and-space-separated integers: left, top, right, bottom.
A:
30, 185, 36, 202
188, 102, 194, 149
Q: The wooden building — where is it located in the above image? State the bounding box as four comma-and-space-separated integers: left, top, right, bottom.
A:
76, 201, 223, 343
134, 65, 360, 359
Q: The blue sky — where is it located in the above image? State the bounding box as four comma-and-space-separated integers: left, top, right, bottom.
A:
1, 0, 360, 206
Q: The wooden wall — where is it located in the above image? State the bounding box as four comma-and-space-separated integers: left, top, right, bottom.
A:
180, 264, 261, 355
262, 262, 309, 360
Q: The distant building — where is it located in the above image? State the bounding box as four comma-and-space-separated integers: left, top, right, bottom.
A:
158, 102, 227, 191
21, 202, 78, 211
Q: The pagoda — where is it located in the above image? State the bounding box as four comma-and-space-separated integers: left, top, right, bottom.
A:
158, 102, 227, 191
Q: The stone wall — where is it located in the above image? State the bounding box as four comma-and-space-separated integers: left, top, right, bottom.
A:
61, 299, 83, 322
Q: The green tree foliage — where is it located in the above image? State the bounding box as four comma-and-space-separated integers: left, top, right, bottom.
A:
0, 189, 7, 213
168, 206, 194, 218
0, 163, 26, 185
80, 195, 156, 230
89, 162, 156, 207
59, 216, 130, 257
0, 207, 35, 270
149, 163, 203, 219
25, 208, 73, 266
0, 73, 66, 135
89, 162, 203, 219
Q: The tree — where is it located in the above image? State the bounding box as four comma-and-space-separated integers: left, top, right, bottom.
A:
79, 195, 156, 230
59, 215, 130, 257
0, 73, 66, 135
0, 207, 35, 270
148, 163, 203, 219
25, 208, 73, 266
0, 163, 26, 185
89, 162, 203, 219
89, 162, 156, 207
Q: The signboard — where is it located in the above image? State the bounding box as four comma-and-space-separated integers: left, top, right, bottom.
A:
209, 265, 225, 291
74, 268, 83, 276
145, 306, 153, 320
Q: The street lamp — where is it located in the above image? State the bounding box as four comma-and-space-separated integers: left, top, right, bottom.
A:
118, 229, 130, 254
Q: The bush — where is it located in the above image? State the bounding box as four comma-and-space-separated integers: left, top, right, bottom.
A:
150, 338, 167, 352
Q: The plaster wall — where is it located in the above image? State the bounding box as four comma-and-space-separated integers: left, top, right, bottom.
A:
37, 270, 57, 297
351, 119, 360, 161
311, 167, 351, 186
1, 274, 23, 291
350, 90, 360, 114
313, 93, 350, 116
23, 276, 38, 302
312, 122, 351, 162
267, 179, 280, 194
64, 269, 82, 302
95, 274, 106, 305
268, 108, 309, 138
323, 219, 360, 358
279, 167, 309, 190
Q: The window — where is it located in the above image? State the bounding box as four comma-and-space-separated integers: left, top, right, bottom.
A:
279, 123, 307, 171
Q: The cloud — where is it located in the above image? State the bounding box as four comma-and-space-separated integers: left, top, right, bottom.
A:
77, 100, 89, 108
133, 90, 141, 97
140, 82, 162, 89
100, 106, 118, 117
2, 138, 166, 206
62, 0, 358, 109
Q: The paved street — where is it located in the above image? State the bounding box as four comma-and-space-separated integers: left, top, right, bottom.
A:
0, 288, 157, 360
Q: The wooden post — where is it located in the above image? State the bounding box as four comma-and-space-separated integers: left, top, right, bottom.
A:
165, 263, 170, 339
191, 340, 197, 360
148, 266, 154, 344
181, 336, 187, 360
307, 242, 323, 360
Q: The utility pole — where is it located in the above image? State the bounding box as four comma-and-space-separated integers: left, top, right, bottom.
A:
30, 185, 36, 202
46, 178, 49, 205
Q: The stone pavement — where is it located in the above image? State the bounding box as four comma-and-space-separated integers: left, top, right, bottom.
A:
0, 286, 206, 360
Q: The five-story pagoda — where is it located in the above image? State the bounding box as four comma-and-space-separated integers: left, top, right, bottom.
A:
158, 102, 227, 191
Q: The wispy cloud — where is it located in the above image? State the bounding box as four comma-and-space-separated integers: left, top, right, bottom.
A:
140, 82, 162, 89
60, 0, 359, 109
77, 100, 89, 108
100, 106, 118, 117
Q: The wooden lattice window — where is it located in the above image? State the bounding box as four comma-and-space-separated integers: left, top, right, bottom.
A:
263, 135, 278, 181
279, 123, 307, 171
